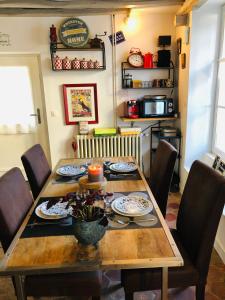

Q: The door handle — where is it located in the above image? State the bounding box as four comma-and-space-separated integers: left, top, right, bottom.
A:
30, 108, 41, 124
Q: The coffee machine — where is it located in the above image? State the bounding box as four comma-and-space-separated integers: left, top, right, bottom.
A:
125, 100, 139, 119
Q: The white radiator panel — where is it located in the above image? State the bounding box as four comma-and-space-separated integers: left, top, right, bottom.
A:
76, 135, 142, 168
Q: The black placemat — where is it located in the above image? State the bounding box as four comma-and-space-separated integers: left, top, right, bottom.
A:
21, 192, 161, 239
21, 197, 74, 238
103, 162, 141, 181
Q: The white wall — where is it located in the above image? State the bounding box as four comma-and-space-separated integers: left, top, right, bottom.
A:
0, 9, 177, 176
0, 15, 114, 168
115, 10, 177, 177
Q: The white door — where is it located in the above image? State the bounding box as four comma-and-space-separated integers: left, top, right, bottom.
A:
0, 54, 50, 176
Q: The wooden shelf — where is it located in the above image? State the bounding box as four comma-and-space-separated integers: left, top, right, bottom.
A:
50, 41, 106, 71
121, 117, 178, 122
121, 61, 174, 70
122, 86, 174, 89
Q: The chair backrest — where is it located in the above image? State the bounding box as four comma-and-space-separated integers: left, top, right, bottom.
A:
177, 160, 225, 281
21, 144, 51, 199
149, 140, 177, 216
0, 168, 33, 252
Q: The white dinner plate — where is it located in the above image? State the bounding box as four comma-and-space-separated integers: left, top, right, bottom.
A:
109, 162, 137, 173
56, 165, 86, 177
35, 201, 72, 219
111, 195, 153, 217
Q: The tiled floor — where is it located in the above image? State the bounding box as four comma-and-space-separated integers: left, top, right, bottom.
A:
0, 193, 224, 300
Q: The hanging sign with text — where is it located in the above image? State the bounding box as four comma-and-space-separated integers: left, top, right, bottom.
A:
109, 31, 126, 45
59, 18, 89, 48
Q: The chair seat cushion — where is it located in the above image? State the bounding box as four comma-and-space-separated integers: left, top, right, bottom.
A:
121, 229, 199, 293
25, 271, 102, 297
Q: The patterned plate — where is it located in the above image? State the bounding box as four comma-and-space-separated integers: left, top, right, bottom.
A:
111, 196, 153, 217
56, 165, 86, 177
109, 162, 137, 173
35, 201, 72, 219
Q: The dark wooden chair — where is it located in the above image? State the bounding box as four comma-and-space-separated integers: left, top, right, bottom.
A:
149, 140, 177, 216
21, 144, 51, 199
0, 167, 101, 300
121, 160, 225, 300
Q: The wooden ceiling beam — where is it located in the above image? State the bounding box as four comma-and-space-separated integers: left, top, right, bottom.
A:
0, 0, 185, 16
0, 0, 185, 8
0, 7, 130, 16
177, 0, 207, 15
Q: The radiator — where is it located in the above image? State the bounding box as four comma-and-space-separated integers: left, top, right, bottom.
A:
75, 134, 142, 167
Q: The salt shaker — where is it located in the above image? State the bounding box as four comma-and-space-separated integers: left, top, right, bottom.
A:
53, 55, 62, 70
62, 56, 71, 70
72, 57, 81, 69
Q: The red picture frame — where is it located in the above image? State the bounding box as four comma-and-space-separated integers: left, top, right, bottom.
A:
63, 83, 98, 125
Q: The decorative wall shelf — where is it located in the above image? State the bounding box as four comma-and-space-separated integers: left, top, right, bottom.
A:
121, 61, 175, 89
121, 117, 177, 122
50, 41, 106, 71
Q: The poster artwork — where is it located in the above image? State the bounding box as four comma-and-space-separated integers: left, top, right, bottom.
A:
71, 89, 92, 117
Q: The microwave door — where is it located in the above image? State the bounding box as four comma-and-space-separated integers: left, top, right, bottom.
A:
156, 102, 165, 115
145, 101, 165, 116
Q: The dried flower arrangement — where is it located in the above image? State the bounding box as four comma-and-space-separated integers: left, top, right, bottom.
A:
64, 190, 113, 222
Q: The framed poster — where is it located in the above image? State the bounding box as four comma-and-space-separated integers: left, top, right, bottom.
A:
63, 83, 98, 125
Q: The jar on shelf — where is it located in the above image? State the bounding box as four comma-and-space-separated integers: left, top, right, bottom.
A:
88, 59, 95, 69
62, 56, 71, 70
125, 74, 133, 88
53, 55, 62, 70
72, 57, 81, 69
94, 60, 100, 69
80, 58, 88, 69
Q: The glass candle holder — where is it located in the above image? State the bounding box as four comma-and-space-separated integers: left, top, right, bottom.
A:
88, 164, 103, 182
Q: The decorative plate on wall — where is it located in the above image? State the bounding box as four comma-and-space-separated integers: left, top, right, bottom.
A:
59, 18, 89, 48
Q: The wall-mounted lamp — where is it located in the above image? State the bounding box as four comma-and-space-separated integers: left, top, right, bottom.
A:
124, 9, 138, 32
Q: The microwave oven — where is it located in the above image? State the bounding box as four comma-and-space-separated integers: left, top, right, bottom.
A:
139, 95, 175, 118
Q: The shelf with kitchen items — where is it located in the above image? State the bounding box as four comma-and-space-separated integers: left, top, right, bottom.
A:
150, 124, 181, 192
50, 41, 106, 71
121, 61, 175, 89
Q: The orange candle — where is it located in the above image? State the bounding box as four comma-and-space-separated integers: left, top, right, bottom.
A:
88, 164, 103, 182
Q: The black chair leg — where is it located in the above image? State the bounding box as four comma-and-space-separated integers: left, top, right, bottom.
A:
124, 292, 133, 300
196, 283, 205, 300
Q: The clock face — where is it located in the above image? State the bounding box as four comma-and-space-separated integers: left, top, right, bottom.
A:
128, 53, 144, 67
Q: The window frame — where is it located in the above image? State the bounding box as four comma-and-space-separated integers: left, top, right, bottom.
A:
212, 5, 225, 160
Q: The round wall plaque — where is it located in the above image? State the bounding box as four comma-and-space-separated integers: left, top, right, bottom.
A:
59, 18, 89, 48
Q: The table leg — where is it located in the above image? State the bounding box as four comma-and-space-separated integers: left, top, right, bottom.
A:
14, 275, 26, 300
161, 267, 168, 300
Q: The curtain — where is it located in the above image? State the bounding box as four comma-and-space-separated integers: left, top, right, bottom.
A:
0, 66, 36, 134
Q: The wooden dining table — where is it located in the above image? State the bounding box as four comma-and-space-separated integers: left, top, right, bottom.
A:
0, 156, 183, 300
